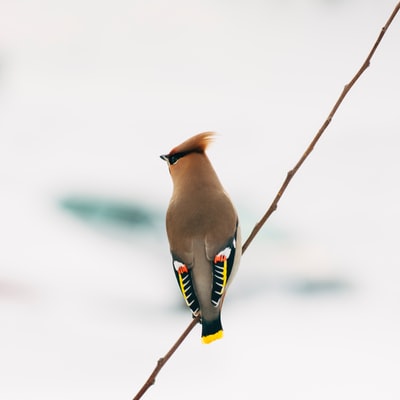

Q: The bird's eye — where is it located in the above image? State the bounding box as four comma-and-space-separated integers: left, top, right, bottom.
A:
168, 152, 186, 165
169, 154, 179, 165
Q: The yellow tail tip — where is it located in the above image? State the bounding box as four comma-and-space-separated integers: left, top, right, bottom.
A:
201, 330, 224, 344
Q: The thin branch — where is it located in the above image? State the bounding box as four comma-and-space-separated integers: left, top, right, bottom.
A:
132, 3, 400, 399
242, 1, 400, 253
132, 316, 200, 400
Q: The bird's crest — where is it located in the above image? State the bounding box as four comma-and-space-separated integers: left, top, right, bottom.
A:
169, 132, 215, 155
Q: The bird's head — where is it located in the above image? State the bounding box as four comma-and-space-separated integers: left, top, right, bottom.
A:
160, 132, 215, 171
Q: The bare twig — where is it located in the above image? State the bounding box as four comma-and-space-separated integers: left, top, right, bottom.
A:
132, 3, 400, 399
243, 1, 400, 253
132, 316, 200, 400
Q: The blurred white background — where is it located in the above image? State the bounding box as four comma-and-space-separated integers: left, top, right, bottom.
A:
1, 0, 400, 399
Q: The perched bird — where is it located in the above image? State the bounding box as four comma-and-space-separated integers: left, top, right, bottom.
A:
160, 132, 241, 344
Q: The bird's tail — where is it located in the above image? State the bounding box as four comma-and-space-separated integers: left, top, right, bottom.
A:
201, 315, 223, 344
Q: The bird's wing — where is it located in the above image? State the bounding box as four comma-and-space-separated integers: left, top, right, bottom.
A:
211, 226, 239, 307
172, 258, 200, 315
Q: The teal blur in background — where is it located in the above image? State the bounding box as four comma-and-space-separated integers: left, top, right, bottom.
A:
1, 1, 399, 399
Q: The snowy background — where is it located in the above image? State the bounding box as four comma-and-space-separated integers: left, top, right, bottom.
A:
1, 0, 400, 399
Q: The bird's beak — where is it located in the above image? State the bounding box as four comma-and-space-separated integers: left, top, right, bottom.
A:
160, 154, 169, 162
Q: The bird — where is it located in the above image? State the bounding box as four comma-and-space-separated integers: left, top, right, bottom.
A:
160, 132, 241, 344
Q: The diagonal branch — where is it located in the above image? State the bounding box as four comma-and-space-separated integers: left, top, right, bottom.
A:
132, 316, 200, 400
132, 3, 400, 399
243, 1, 400, 253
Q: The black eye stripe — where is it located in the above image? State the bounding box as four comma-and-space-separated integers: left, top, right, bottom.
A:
168, 152, 187, 165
